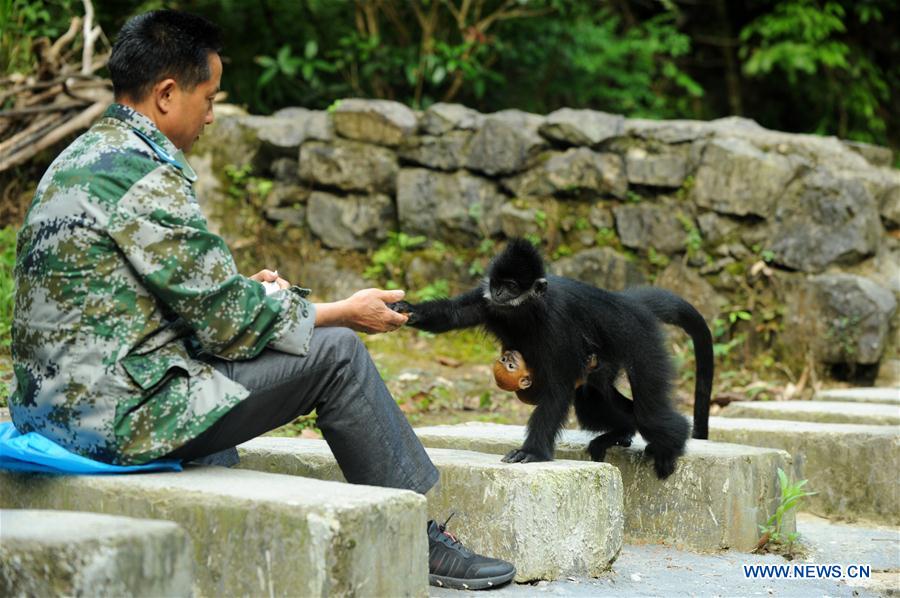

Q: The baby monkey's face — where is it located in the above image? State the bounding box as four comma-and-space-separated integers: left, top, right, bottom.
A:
493, 350, 533, 392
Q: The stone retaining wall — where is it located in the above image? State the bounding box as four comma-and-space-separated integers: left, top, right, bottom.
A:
192, 99, 899, 376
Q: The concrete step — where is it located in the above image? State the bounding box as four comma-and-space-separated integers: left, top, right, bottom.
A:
709, 417, 900, 524
409, 423, 793, 553
0, 466, 427, 597
236, 437, 624, 582
721, 399, 900, 425
814, 387, 900, 405
0, 509, 192, 598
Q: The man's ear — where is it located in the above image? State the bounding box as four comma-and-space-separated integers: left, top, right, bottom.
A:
519, 375, 532, 390
534, 278, 548, 296
154, 78, 178, 114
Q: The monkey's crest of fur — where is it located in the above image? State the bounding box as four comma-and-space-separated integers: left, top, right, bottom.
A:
481, 239, 548, 307
493, 238, 546, 281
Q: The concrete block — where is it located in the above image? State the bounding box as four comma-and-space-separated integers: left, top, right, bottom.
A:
236, 437, 624, 582
710, 417, 900, 524
0, 467, 427, 597
412, 423, 793, 552
0, 509, 192, 598
721, 400, 900, 425
815, 387, 900, 405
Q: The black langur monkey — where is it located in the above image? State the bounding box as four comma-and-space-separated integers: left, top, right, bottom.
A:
390, 238, 714, 479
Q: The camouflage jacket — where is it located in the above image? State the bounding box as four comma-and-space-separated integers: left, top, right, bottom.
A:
10, 103, 316, 464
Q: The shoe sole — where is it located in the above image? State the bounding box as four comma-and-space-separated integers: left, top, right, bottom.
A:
428, 569, 516, 591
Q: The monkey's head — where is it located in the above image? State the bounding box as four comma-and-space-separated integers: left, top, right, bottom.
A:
484, 238, 548, 308
493, 349, 533, 392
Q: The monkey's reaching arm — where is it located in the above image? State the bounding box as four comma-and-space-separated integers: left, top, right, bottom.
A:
388, 288, 488, 333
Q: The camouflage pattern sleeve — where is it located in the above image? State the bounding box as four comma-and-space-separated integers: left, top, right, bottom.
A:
108, 165, 316, 360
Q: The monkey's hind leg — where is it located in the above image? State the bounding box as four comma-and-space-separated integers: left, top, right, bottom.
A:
574, 381, 636, 463
627, 348, 690, 479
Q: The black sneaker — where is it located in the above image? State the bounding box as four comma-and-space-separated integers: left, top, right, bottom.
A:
427, 515, 516, 590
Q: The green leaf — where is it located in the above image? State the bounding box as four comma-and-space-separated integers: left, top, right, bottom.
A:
305, 40, 318, 59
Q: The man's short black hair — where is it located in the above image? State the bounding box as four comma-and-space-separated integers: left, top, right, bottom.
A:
108, 10, 222, 101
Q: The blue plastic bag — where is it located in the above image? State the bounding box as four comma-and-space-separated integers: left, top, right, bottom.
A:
0, 422, 182, 474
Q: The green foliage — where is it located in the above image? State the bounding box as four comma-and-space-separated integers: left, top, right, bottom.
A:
254, 41, 337, 107
625, 191, 643, 204
524, 233, 542, 247
411, 279, 450, 302
646, 247, 670, 268
0, 226, 15, 404
551, 245, 573, 259
364, 232, 427, 284
594, 227, 620, 249
712, 311, 751, 360
758, 468, 816, 555
494, 5, 702, 117
0, 226, 15, 350
677, 213, 703, 259
740, 0, 891, 142
1, 0, 77, 78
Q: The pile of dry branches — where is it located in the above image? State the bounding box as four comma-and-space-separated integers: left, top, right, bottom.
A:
0, 0, 112, 173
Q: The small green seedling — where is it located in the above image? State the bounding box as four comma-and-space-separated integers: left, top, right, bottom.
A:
756, 467, 816, 557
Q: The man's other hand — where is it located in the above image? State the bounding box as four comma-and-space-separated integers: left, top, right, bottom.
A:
249, 269, 290, 290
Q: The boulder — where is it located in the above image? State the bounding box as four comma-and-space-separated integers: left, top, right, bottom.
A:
306, 191, 395, 250
842, 140, 894, 168
691, 137, 800, 217
624, 146, 689, 188
783, 273, 897, 365
420, 102, 484, 135
835, 167, 900, 229
241, 114, 313, 159
769, 169, 882, 272
623, 118, 720, 144
190, 110, 261, 170
299, 139, 398, 193
331, 98, 417, 146
263, 182, 309, 226
398, 131, 472, 171
499, 197, 556, 239
876, 362, 900, 388
396, 168, 505, 243
299, 256, 370, 301
697, 212, 741, 245
550, 247, 646, 290
502, 148, 627, 199
589, 204, 615, 229
466, 110, 547, 175
613, 203, 688, 254
655, 261, 726, 323
269, 157, 300, 183
539, 108, 624, 147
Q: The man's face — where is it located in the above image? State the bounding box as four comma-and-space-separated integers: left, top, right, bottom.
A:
166, 52, 222, 152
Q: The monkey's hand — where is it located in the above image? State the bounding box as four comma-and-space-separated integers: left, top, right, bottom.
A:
386, 301, 420, 325
501, 447, 550, 464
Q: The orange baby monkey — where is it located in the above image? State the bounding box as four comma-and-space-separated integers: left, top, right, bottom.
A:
494, 349, 599, 405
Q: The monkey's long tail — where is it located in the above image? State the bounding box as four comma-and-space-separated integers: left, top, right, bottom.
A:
623, 287, 714, 439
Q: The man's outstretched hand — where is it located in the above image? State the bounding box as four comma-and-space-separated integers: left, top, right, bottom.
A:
315, 289, 409, 334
